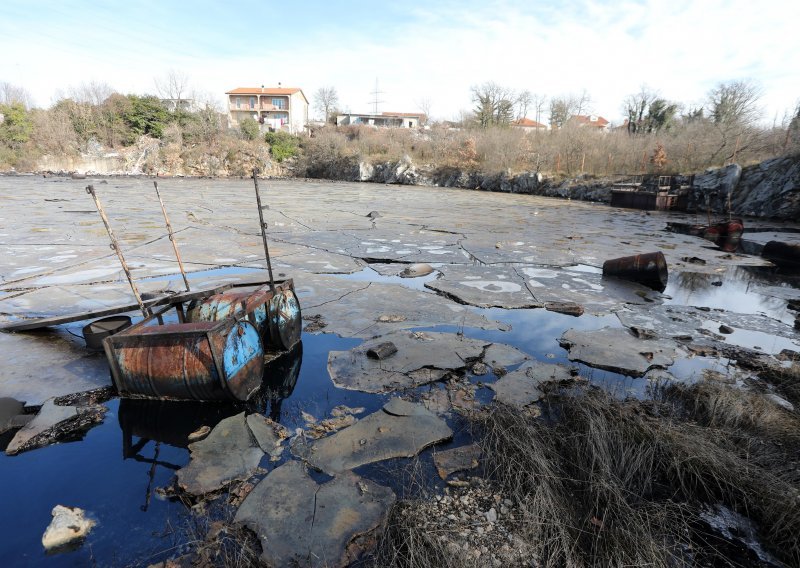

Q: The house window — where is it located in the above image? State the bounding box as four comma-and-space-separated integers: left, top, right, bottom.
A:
272, 98, 285, 109
249, 97, 256, 109
236, 97, 242, 109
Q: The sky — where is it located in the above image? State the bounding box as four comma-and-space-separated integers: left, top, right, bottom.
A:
1, 0, 798, 124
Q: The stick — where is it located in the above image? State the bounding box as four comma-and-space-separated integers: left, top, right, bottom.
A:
86, 185, 150, 317
153, 181, 190, 292
252, 169, 276, 293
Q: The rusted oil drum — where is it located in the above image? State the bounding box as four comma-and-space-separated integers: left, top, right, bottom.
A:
267, 289, 302, 350
602, 251, 668, 291
762, 241, 800, 269
109, 319, 264, 402
187, 289, 269, 334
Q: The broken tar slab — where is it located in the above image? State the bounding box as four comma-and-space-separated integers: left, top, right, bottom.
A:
327, 330, 527, 393
235, 461, 395, 568
293, 399, 452, 474
176, 412, 284, 495
490, 361, 575, 408
559, 327, 680, 377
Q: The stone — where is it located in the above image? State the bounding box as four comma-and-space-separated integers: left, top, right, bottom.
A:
235, 461, 395, 568
187, 425, 210, 443
559, 327, 678, 377
327, 331, 490, 393
719, 324, 734, 334
5, 399, 106, 455
366, 341, 398, 360
293, 399, 452, 474
41, 505, 95, 551
399, 263, 434, 278
433, 444, 482, 479
489, 361, 573, 408
544, 301, 585, 317
176, 412, 265, 495
482, 343, 531, 369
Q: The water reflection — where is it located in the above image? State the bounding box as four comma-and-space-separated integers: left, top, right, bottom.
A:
118, 344, 303, 454
665, 266, 799, 324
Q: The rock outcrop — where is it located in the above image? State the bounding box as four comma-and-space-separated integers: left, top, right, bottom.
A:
686, 157, 799, 220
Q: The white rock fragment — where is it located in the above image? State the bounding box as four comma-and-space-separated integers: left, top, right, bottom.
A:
41, 505, 95, 551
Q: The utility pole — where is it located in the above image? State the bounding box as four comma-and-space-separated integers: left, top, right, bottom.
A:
369, 78, 385, 114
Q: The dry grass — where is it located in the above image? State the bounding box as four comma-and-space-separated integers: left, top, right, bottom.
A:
469, 386, 800, 567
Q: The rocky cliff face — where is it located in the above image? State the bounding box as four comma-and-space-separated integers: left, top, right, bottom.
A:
687, 157, 800, 220
734, 156, 800, 219
304, 156, 616, 203
302, 153, 799, 220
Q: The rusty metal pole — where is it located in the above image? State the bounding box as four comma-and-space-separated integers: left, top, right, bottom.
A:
153, 181, 190, 292
252, 169, 276, 293
86, 185, 150, 317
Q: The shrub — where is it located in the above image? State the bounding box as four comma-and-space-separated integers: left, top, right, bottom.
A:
264, 131, 299, 162
239, 118, 260, 141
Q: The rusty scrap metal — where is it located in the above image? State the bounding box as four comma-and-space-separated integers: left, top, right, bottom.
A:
86, 184, 150, 317
153, 181, 190, 292
602, 251, 668, 291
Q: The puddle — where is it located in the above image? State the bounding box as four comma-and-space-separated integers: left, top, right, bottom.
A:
664, 266, 799, 325
337, 264, 440, 291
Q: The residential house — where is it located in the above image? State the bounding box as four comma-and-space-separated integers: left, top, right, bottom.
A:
336, 111, 425, 128
225, 86, 309, 134
512, 117, 548, 131
568, 115, 610, 131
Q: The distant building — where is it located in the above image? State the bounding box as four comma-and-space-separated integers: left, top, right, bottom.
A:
225, 87, 309, 134
335, 112, 425, 128
160, 98, 200, 113
568, 114, 610, 131
512, 117, 548, 131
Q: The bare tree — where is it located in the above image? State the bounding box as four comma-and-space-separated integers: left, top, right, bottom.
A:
155, 70, 193, 112
67, 81, 114, 106
0, 81, 32, 108
532, 93, 548, 126
707, 79, 762, 127
622, 85, 658, 134
516, 90, 532, 120
574, 89, 592, 116
415, 97, 432, 124
313, 87, 339, 123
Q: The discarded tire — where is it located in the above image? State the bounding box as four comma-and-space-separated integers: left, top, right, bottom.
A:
602, 252, 668, 291
762, 241, 800, 269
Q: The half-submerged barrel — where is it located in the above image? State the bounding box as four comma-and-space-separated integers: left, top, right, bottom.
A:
602, 251, 668, 291
104, 318, 264, 402
186, 281, 301, 351
762, 241, 800, 270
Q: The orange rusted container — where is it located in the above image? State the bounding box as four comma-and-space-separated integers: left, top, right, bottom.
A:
602, 251, 668, 291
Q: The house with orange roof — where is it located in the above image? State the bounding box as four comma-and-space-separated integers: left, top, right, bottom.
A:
225, 86, 309, 134
512, 117, 548, 131
568, 114, 610, 131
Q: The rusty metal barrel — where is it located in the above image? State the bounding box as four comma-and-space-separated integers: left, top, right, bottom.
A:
187, 289, 269, 335
602, 251, 668, 291
105, 318, 264, 402
187, 284, 301, 352
762, 241, 800, 269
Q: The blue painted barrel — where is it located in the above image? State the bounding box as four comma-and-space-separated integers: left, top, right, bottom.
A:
107, 318, 264, 402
